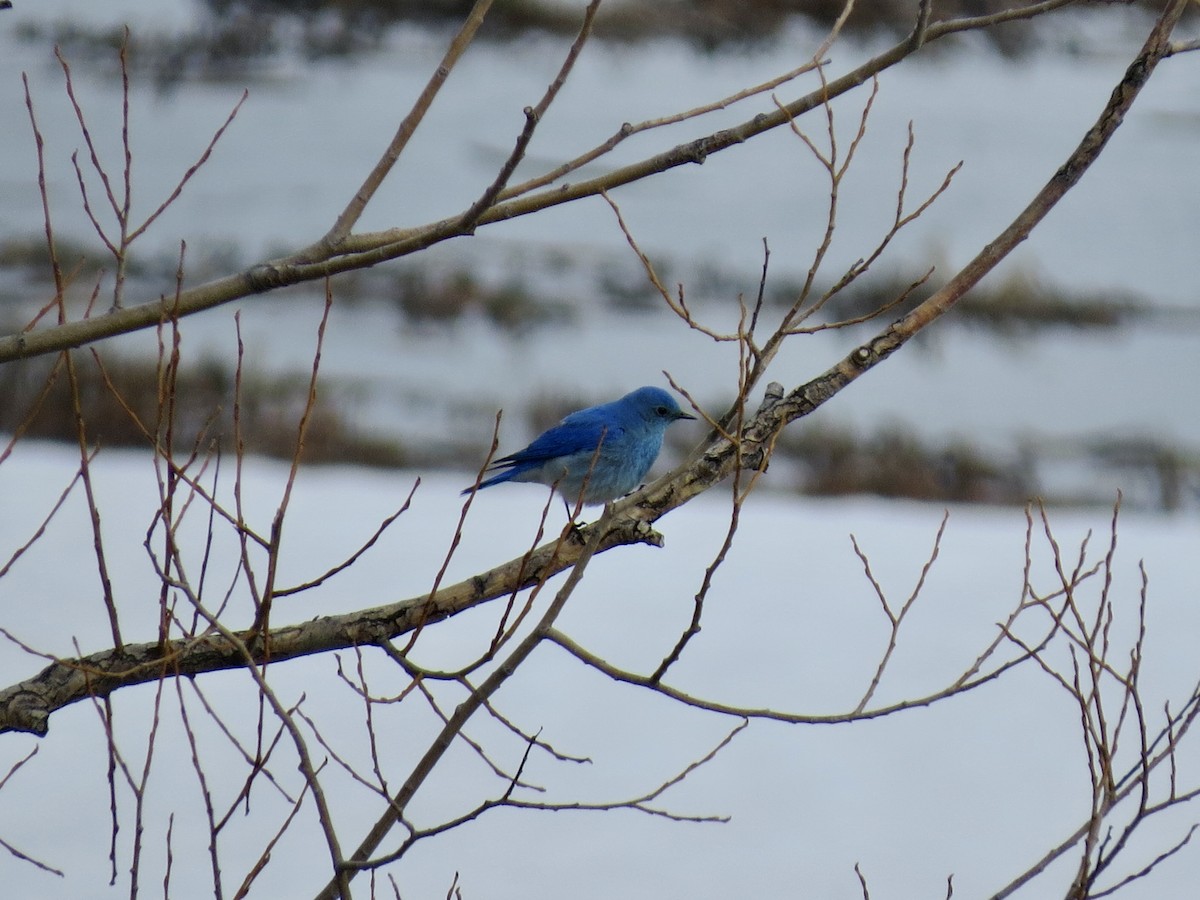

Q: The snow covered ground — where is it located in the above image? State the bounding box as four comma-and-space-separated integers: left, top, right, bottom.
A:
1, 442, 1199, 898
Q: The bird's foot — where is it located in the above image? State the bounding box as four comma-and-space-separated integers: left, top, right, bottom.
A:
565, 519, 588, 544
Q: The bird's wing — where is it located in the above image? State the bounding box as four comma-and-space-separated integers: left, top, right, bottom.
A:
493, 416, 624, 468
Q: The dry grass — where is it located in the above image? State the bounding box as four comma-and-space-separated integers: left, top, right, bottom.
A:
0, 351, 407, 467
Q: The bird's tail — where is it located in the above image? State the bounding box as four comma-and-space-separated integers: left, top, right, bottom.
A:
460, 466, 517, 496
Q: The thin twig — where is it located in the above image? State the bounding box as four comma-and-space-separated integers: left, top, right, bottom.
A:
305, 0, 496, 255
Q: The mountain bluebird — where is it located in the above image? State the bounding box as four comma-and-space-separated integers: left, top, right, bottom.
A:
463, 386, 695, 507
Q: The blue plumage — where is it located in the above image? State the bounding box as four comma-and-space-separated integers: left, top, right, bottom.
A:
463, 386, 695, 506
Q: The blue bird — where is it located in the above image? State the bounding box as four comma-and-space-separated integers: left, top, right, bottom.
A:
463, 386, 695, 507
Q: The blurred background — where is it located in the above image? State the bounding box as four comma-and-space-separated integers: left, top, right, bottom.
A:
1, 0, 1198, 509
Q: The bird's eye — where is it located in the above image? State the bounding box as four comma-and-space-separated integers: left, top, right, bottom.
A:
656, 406, 669, 416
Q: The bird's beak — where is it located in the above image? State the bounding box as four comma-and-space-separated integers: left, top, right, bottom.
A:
676, 410, 696, 421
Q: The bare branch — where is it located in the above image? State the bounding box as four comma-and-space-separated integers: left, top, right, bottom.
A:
851, 511, 949, 713
314, 511, 615, 899
127, 90, 248, 243
456, 0, 601, 232
304, 0, 496, 255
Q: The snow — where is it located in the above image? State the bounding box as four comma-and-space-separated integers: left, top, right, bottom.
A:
1, 442, 1199, 898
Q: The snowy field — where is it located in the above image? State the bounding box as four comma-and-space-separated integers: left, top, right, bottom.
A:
2, 441, 1200, 898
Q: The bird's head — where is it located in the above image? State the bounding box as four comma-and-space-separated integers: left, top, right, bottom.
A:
626, 386, 696, 426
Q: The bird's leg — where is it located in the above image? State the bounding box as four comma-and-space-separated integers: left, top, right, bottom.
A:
561, 495, 589, 542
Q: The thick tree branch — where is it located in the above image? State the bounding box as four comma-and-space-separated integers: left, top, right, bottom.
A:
0, 512, 662, 736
